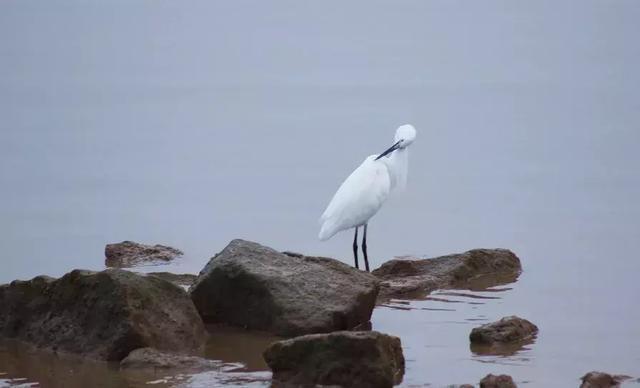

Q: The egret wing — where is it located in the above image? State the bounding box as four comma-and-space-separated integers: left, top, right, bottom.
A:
319, 155, 391, 240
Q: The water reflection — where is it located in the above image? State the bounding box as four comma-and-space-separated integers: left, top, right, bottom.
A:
469, 337, 536, 357
372, 275, 530, 386
203, 325, 280, 371
435, 292, 501, 300
180, 370, 271, 388
450, 272, 521, 293
0, 339, 136, 388
377, 271, 521, 303
0, 325, 279, 388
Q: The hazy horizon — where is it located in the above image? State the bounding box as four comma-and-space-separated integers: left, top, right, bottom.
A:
1, 1, 639, 386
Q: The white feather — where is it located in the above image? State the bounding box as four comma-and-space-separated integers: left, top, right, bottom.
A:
384, 147, 409, 191
318, 155, 391, 241
318, 124, 416, 242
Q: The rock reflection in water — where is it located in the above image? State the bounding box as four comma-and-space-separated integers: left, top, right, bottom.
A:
0, 325, 280, 388
0, 339, 139, 388
451, 272, 520, 293
470, 337, 536, 357
203, 325, 281, 371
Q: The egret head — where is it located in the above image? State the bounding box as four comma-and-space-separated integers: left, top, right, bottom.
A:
375, 124, 417, 160
394, 124, 417, 147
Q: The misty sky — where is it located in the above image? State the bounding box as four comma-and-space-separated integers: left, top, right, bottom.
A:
1, 0, 639, 280
2, 2, 640, 385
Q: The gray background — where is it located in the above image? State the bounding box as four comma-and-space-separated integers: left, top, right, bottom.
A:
1, 1, 639, 385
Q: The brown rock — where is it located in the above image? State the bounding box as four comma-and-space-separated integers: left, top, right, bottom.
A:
580, 371, 632, 387
373, 249, 521, 300
263, 330, 404, 388
105, 241, 183, 268
189, 239, 379, 336
480, 373, 517, 388
470, 316, 538, 346
0, 269, 206, 361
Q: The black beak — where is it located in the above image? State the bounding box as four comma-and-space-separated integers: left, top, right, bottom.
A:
375, 140, 401, 160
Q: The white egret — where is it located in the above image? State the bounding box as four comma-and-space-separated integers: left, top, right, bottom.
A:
319, 124, 417, 271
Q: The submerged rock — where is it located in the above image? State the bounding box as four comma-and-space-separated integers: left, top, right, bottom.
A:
120, 347, 221, 371
120, 348, 272, 387
105, 241, 183, 268
372, 249, 521, 299
263, 330, 404, 388
189, 239, 379, 336
580, 371, 632, 387
0, 269, 206, 361
470, 316, 538, 346
479, 374, 517, 388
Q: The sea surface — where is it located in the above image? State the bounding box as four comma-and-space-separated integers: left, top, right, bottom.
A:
1, 1, 639, 387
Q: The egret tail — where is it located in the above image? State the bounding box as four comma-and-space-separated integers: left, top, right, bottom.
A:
318, 219, 339, 241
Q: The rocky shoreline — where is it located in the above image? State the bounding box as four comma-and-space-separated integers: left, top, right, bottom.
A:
0, 239, 631, 387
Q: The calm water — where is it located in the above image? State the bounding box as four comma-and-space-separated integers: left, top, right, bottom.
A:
1, 1, 639, 386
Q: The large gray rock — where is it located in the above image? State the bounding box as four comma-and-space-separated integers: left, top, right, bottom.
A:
189, 239, 379, 336
580, 371, 632, 387
470, 316, 538, 345
372, 249, 521, 299
105, 241, 183, 268
263, 331, 404, 388
0, 269, 206, 361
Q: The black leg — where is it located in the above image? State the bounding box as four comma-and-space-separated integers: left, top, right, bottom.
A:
352, 227, 359, 270
362, 224, 370, 272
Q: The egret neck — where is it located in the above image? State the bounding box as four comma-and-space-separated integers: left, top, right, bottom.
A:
379, 146, 409, 192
